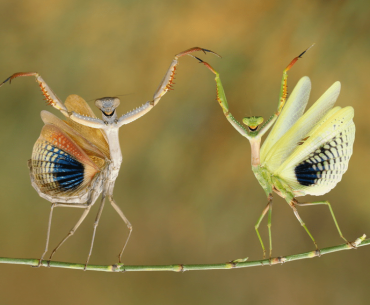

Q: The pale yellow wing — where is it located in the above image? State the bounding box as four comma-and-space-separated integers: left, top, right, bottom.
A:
262, 81, 341, 173
275, 106, 355, 196
260, 76, 311, 162
64, 95, 110, 159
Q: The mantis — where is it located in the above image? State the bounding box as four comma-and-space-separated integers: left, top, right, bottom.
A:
0, 47, 219, 268
195, 46, 356, 258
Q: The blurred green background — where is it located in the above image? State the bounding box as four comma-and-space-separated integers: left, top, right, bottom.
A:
0, 0, 369, 304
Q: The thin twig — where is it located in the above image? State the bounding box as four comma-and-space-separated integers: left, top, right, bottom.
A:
0, 235, 367, 273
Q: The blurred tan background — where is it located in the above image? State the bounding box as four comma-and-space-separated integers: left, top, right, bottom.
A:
0, 0, 369, 304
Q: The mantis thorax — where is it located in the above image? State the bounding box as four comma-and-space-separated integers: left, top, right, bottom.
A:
252, 165, 273, 196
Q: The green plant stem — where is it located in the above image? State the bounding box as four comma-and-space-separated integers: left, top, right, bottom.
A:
0, 235, 367, 273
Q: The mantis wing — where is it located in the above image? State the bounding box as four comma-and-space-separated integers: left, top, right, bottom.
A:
64, 95, 111, 159
260, 76, 311, 162
262, 81, 341, 173
275, 106, 355, 196
32, 124, 101, 196
40, 111, 107, 170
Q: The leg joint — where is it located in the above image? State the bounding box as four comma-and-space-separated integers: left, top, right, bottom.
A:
290, 198, 298, 207
268, 193, 273, 202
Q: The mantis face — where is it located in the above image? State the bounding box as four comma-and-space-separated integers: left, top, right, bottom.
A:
95, 97, 120, 122
242, 116, 264, 132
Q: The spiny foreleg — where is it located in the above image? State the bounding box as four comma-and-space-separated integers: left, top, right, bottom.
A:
117, 47, 220, 126
0, 72, 69, 117
195, 57, 250, 138
276, 44, 315, 117
153, 47, 221, 104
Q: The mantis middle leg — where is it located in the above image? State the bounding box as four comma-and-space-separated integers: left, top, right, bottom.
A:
47, 186, 102, 265
47, 205, 92, 264
38, 202, 56, 267
255, 194, 273, 258
84, 193, 107, 269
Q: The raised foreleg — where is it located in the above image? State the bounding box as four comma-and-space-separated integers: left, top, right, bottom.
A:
195, 45, 314, 138
194, 57, 250, 139
0, 72, 69, 117
117, 47, 220, 126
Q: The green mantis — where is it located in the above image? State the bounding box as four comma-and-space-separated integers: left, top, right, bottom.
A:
195, 46, 356, 258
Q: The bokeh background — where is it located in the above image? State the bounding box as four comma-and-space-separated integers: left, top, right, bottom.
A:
0, 0, 369, 304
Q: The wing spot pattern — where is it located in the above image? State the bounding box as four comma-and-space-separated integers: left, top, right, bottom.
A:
294, 129, 354, 187
32, 140, 85, 194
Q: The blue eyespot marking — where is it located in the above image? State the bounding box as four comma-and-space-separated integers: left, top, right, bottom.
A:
32, 141, 85, 193
295, 132, 350, 187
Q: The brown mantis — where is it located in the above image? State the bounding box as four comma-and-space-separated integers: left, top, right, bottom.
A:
0, 47, 220, 269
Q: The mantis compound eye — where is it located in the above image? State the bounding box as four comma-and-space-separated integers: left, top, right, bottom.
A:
113, 97, 121, 108
242, 116, 264, 131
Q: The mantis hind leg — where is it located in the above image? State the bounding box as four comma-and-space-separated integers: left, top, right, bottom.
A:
255, 194, 273, 258
47, 187, 101, 266
267, 198, 273, 258
294, 200, 351, 245
289, 199, 319, 251
108, 196, 132, 264
47, 205, 92, 264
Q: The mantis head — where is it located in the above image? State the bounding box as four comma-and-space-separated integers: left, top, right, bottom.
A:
242, 116, 264, 132
95, 97, 120, 122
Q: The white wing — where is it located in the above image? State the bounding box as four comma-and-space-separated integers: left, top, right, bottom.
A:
260, 76, 311, 162
275, 106, 355, 196
261, 81, 341, 173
